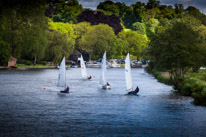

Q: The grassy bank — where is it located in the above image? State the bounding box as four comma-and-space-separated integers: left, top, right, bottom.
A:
182, 70, 206, 106
17, 64, 56, 68
147, 68, 206, 106
147, 69, 173, 85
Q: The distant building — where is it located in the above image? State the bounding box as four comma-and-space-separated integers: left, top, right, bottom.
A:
8, 56, 17, 68
68, 50, 81, 64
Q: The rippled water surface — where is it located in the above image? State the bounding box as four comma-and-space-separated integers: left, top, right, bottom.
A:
0, 68, 206, 136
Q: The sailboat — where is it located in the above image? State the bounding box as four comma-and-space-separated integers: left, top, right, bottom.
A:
58, 57, 69, 93
100, 51, 111, 90
125, 53, 139, 95
80, 55, 91, 80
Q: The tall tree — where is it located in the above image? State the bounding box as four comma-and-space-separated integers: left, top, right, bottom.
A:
1, 0, 48, 62
79, 24, 118, 59
148, 21, 203, 90
77, 9, 123, 34
45, 21, 75, 63
118, 30, 148, 60
48, 0, 83, 23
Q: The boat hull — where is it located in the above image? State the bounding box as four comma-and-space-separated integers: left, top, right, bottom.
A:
102, 85, 111, 90
127, 92, 137, 95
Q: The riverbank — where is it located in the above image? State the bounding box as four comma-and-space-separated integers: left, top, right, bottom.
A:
0, 64, 57, 69
148, 68, 206, 106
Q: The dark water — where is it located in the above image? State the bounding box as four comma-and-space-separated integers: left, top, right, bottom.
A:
0, 68, 206, 136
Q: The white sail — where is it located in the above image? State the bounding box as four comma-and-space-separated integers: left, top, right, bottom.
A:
99, 51, 107, 86
80, 55, 87, 78
58, 57, 66, 88
125, 53, 133, 91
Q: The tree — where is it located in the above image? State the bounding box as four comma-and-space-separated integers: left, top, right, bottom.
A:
118, 30, 148, 60
49, 0, 83, 23
79, 24, 118, 60
146, 0, 160, 9
148, 21, 202, 90
132, 22, 146, 34
1, 0, 48, 62
0, 8, 10, 65
132, 2, 146, 22
77, 9, 123, 34
174, 4, 184, 14
146, 18, 159, 37
45, 21, 75, 63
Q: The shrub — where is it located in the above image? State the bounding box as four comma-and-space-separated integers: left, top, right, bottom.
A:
41, 61, 47, 65
192, 90, 206, 106
25, 61, 32, 65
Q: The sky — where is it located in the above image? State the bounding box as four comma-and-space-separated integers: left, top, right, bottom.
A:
78, 0, 206, 13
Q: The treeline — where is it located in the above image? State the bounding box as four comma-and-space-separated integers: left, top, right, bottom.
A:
0, 0, 206, 68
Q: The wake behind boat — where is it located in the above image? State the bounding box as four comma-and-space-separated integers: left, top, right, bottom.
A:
58, 57, 69, 94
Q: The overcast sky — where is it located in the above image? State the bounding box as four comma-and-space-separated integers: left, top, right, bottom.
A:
78, 0, 206, 13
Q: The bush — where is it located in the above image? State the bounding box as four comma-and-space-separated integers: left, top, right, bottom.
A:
192, 90, 206, 106
182, 70, 206, 105
41, 61, 47, 65
25, 61, 32, 65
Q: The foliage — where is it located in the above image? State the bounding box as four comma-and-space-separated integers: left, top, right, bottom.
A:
182, 70, 206, 105
77, 9, 123, 34
148, 19, 203, 90
46, 21, 75, 63
132, 22, 146, 34
146, 18, 159, 37
79, 24, 118, 60
25, 61, 32, 65
1, 0, 48, 62
118, 30, 148, 59
0, 40, 10, 65
41, 61, 47, 65
48, 0, 83, 23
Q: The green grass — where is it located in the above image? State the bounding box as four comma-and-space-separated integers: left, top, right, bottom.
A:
17, 64, 54, 67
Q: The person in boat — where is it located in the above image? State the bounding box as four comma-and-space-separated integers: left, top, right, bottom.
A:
106, 82, 110, 86
87, 76, 92, 80
128, 86, 139, 94
60, 86, 69, 93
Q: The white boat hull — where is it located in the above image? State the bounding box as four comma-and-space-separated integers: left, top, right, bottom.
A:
102, 85, 111, 90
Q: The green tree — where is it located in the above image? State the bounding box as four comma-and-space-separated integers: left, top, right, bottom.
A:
45, 21, 75, 63
72, 22, 91, 49
146, 18, 159, 37
1, 0, 48, 62
79, 24, 117, 60
132, 22, 146, 34
118, 30, 148, 60
52, 0, 83, 23
0, 8, 10, 65
149, 21, 202, 90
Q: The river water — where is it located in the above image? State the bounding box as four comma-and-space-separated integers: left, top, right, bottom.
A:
0, 68, 206, 136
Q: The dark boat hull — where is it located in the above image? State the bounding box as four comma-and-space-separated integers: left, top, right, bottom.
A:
127, 92, 137, 95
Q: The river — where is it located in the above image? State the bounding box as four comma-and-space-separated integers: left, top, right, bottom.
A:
0, 68, 205, 136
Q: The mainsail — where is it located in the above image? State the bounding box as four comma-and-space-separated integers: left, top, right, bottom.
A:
80, 55, 87, 78
58, 57, 66, 88
125, 53, 133, 91
99, 51, 107, 86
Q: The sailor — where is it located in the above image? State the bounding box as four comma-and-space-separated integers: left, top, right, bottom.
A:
61, 86, 69, 93
87, 76, 92, 80
128, 86, 139, 94
134, 86, 139, 93
106, 82, 110, 86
